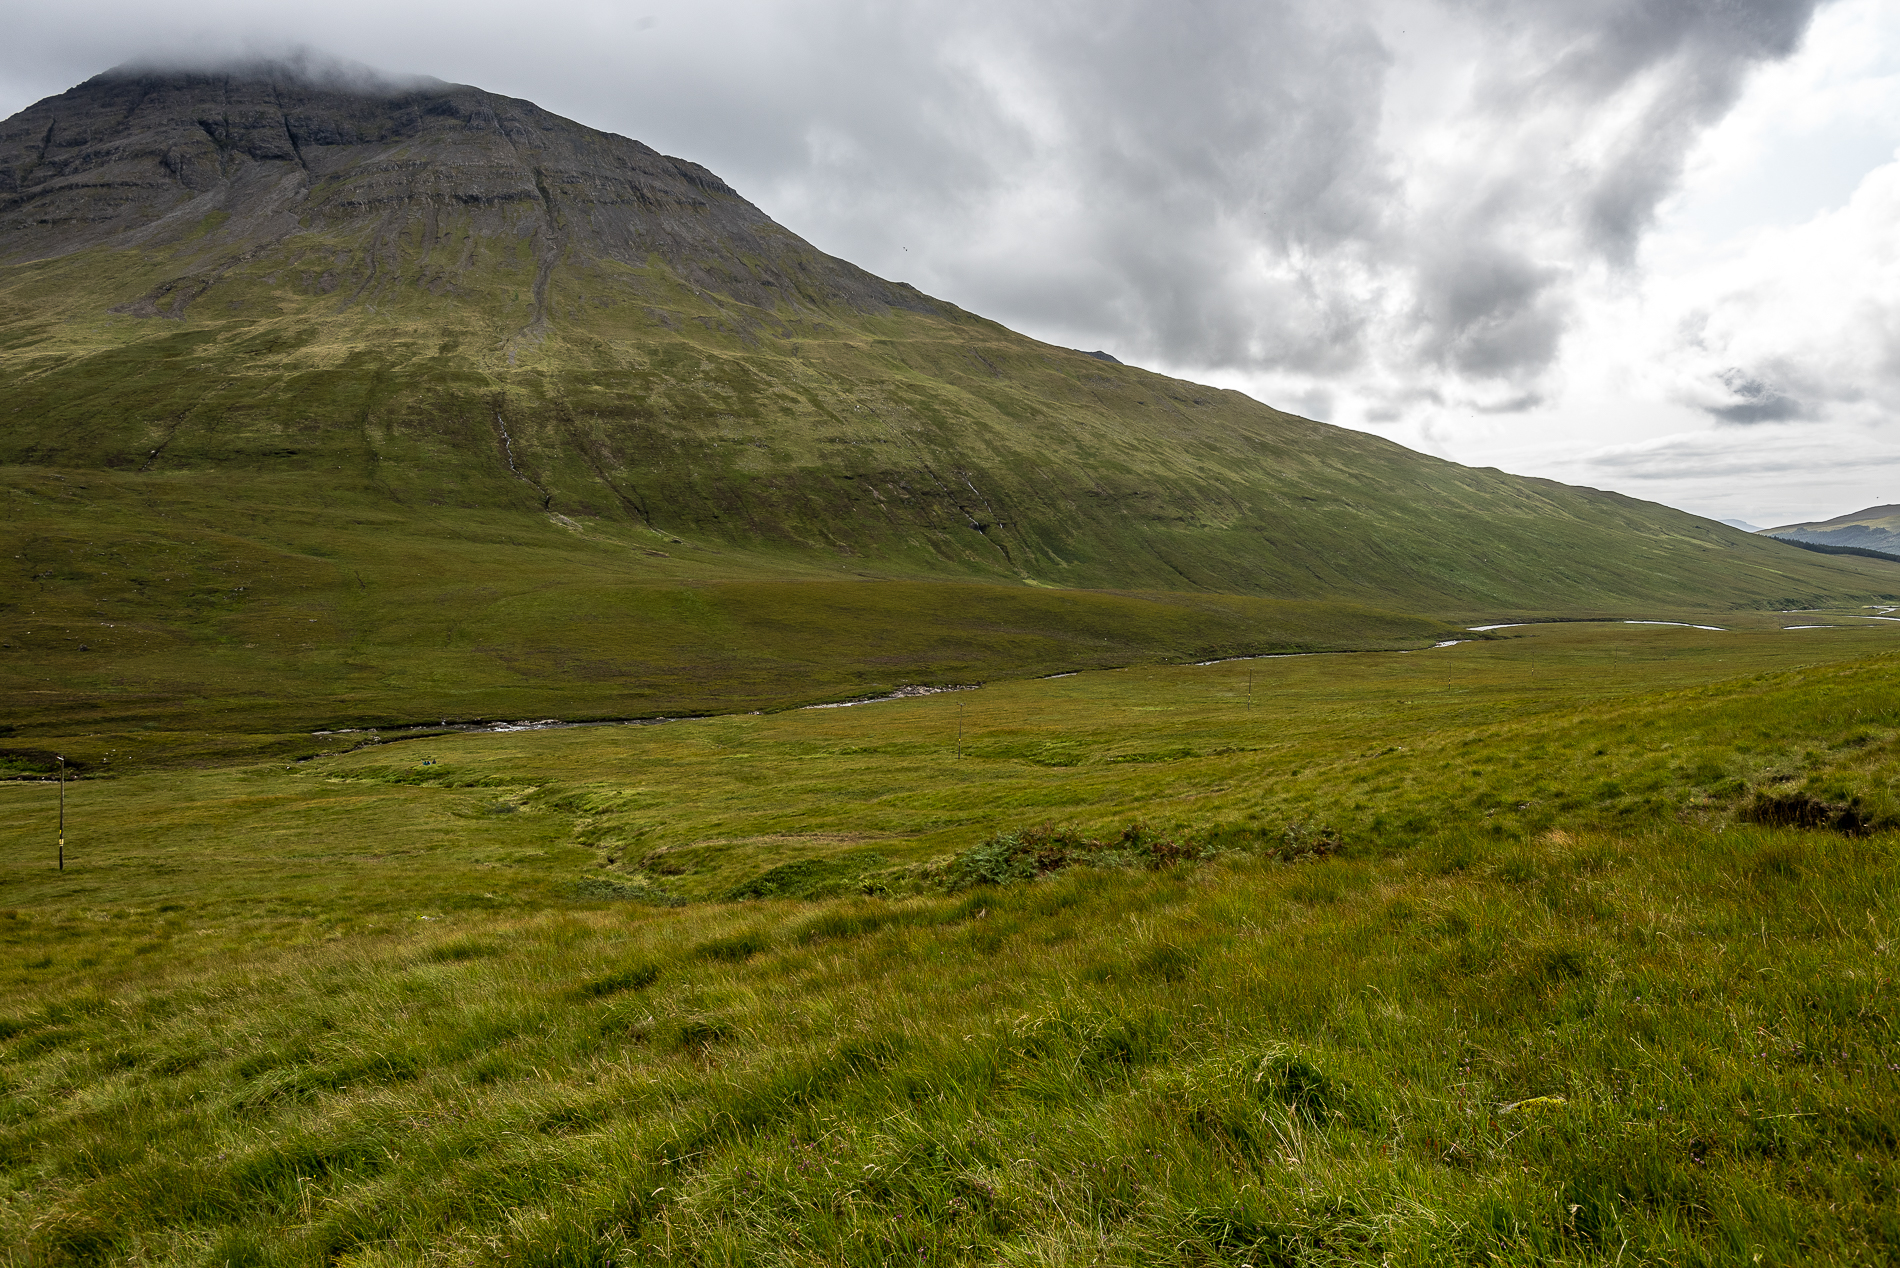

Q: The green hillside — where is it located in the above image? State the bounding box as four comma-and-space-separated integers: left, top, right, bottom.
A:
6, 237, 1889, 608
3, 64, 1898, 760
1, 461, 1458, 771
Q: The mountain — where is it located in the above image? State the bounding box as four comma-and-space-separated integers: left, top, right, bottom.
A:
4, 62, 1898, 762
1720, 518, 1764, 532
1763, 505, 1900, 555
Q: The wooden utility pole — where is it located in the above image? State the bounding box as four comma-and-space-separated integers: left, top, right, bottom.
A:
1247, 664, 1254, 710
956, 700, 964, 759
57, 755, 65, 871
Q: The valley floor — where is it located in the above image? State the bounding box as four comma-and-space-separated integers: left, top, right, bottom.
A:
2, 619, 1898, 1265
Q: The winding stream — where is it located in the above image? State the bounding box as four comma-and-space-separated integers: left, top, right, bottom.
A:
302, 610, 1900, 755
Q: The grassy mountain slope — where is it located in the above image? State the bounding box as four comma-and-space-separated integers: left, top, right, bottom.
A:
1, 461, 1457, 771
4, 65, 1899, 757
7, 236, 1891, 609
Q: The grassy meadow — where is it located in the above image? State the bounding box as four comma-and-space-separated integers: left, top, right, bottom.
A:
3, 619, 1899, 1265
0, 461, 1457, 773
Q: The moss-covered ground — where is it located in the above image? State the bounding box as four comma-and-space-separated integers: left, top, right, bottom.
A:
3, 620, 1898, 1264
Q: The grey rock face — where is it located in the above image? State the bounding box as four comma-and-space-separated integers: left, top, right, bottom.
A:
0, 62, 934, 317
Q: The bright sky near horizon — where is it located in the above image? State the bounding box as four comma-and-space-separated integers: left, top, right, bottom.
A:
2, 0, 1895, 530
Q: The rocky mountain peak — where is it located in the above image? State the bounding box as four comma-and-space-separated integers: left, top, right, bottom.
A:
0, 61, 932, 318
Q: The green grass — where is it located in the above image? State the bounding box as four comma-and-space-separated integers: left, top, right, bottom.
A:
3, 622, 1898, 1264
0, 461, 1457, 769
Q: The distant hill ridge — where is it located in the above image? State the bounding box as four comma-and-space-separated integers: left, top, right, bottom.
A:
1764, 504, 1900, 558
0, 59, 1895, 614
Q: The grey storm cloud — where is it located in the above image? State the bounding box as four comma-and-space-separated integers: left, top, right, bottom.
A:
0, 0, 1831, 408
1457, 0, 1821, 260
1709, 368, 1808, 423
1376, 0, 1824, 400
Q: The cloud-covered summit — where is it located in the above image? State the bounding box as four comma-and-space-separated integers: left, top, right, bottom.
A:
95, 48, 445, 97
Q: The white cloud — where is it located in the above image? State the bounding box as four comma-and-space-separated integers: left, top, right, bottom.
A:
1210, 0, 1900, 524
1658, 156, 1900, 424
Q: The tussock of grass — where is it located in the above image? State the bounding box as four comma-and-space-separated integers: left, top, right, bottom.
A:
2, 825, 1894, 1264
935, 818, 1338, 891
574, 962, 662, 998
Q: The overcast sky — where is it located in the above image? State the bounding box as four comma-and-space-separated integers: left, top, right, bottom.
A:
4, 0, 1897, 528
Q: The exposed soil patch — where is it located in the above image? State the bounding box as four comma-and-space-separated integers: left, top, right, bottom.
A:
1741, 790, 1881, 836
